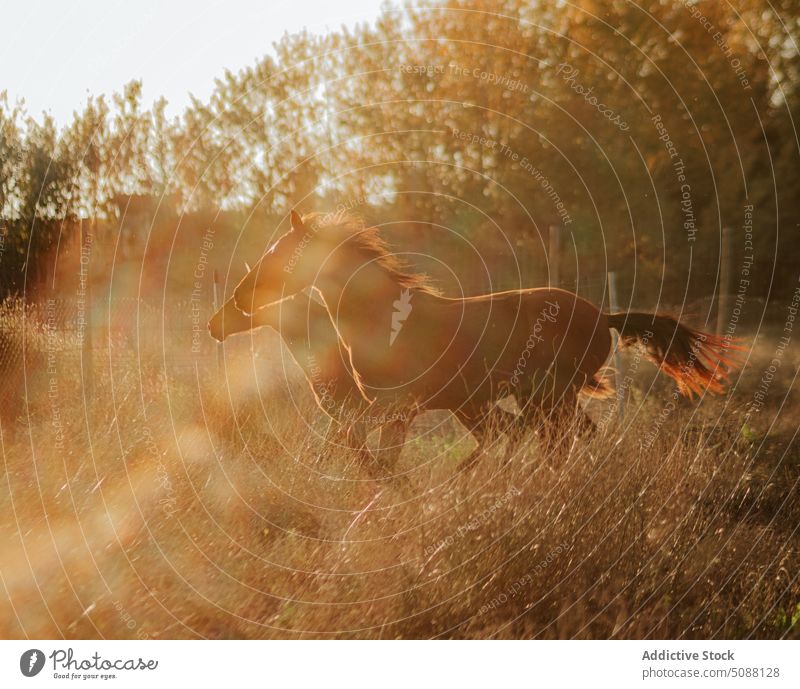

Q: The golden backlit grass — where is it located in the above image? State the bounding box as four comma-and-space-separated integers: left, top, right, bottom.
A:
1, 309, 799, 639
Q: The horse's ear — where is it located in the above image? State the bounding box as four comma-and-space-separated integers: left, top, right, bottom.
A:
290, 209, 304, 230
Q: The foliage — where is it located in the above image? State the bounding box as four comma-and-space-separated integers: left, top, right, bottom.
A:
1, 0, 799, 301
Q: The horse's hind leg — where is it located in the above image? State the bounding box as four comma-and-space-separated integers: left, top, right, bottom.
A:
535, 394, 587, 462
514, 363, 591, 462
374, 421, 406, 471
455, 409, 489, 471
577, 406, 596, 436
455, 406, 515, 471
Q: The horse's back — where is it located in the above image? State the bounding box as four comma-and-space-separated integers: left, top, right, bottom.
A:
482, 288, 612, 379
426, 287, 612, 401
521, 288, 611, 376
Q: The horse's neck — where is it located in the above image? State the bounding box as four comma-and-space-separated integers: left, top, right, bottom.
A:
251, 306, 279, 331
317, 262, 401, 348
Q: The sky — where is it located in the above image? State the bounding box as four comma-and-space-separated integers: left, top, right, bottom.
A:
0, 0, 386, 125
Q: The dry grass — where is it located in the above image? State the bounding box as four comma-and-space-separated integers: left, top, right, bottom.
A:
1, 305, 799, 640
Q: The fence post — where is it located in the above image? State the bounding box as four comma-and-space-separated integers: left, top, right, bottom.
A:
716, 226, 733, 336
607, 271, 625, 422
81, 221, 94, 398
212, 269, 222, 375
548, 224, 561, 288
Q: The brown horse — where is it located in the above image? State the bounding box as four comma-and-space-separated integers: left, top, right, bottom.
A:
209, 287, 518, 467
233, 211, 739, 463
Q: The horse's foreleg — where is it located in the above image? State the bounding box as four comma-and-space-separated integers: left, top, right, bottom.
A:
374, 417, 410, 473
345, 415, 366, 446
343, 418, 379, 468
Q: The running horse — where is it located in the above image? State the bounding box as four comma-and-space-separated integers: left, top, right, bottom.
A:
233, 210, 739, 465
209, 283, 518, 466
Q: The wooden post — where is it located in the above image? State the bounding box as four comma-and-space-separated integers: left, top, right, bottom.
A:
716, 226, 733, 335
212, 269, 222, 375
81, 220, 94, 399
548, 224, 561, 288
608, 271, 625, 422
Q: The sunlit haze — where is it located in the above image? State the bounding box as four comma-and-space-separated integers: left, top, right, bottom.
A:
0, 0, 385, 124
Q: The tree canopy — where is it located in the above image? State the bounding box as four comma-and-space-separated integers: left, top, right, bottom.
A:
1, 0, 798, 303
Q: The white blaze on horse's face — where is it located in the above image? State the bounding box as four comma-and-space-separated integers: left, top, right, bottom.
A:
233, 210, 314, 314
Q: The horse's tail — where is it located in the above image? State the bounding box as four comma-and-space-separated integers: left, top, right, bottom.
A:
606, 312, 742, 397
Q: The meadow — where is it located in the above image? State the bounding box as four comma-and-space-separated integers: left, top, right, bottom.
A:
1, 299, 798, 639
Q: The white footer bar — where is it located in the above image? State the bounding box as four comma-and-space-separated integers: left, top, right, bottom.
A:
2, 640, 797, 687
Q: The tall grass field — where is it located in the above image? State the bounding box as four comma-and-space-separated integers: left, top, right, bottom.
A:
1, 299, 798, 639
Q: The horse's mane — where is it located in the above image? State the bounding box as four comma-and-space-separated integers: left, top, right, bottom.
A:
302, 211, 439, 295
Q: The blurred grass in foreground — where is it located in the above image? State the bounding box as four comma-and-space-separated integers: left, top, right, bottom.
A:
0, 302, 798, 640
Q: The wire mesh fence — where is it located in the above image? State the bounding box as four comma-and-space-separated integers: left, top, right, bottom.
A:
0, 295, 224, 392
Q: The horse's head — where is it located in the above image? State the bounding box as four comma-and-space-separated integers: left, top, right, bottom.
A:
208, 263, 271, 340
207, 293, 256, 341
234, 210, 326, 314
